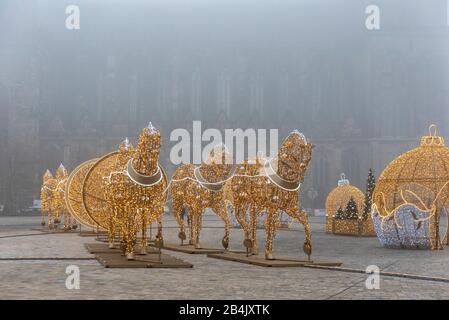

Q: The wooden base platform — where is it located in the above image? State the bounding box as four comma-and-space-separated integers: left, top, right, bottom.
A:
95, 236, 119, 243
30, 228, 78, 234
207, 252, 342, 268
94, 236, 155, 245
84, 243, 160, 254
95, 251, 193, 268
78, 231, 108, 237
150, 243, 225, 254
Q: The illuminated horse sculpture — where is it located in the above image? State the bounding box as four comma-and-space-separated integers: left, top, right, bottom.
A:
40, 170, 54, 227
103, 138, 135, 250
106, 123, 168, 260
54, 164, 76, 231
228, 131, 314, 260
40, 164, 74, 230
171, 144, 232, 249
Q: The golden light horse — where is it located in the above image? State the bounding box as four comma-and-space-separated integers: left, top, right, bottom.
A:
171, 144, 232, 249
106, 123, 168, 260
228, 131, 314, 260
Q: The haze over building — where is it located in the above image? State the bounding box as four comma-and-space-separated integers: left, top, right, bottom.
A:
0, 0, 448, 212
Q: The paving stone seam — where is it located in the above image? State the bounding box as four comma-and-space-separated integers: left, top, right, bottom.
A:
0, 258, 97, 261
305, 262, 449, 284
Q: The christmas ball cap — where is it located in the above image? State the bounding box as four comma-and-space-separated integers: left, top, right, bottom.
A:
337, 173, 350, 186
420, 124, 445, 147
44, 169, 53, 178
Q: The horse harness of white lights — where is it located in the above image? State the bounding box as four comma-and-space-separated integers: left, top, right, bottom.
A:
172, 158, 301, 193
41, 178, 68, 192
124, 159, 164, 187
102, 157, 301, 194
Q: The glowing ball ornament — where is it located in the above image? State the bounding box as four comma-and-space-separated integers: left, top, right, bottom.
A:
372, 125, 449, 250
325, 173, 364, 234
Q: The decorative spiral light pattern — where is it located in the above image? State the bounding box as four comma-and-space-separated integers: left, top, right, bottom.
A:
65, 158, 100, 230
82, 152, 122, 230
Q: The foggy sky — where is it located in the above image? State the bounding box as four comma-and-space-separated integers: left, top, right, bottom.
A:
0, 0, 448, 211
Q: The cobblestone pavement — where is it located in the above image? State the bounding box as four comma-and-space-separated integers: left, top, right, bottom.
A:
1, 214, 449, 299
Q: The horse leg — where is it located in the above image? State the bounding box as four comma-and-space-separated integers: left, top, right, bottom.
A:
234, 204, 252, 252
55, 210, 61, 228
156, 213, 164, 245
172, 196, 187, 245
188, 214, 194, 245
40, 209, 46, 226
124, 227, 134, 260
124, 206, 135, 260
194, 210, 204, 249
108, 214, 115, 249
264, 210, 277, 260
117, 218, 126, 255
63, 210, 69, 230
140, 210, 148, 254
190, 211, 198, 248
48, 211, 53, 229
213, 203, 230, 250
71, 214, 77, 229
46, 209, 51, 229
67, 211, 72, 230
250, 205, 259, 255
285, 207, 312, 261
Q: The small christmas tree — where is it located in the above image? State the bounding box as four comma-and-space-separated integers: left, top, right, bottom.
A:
345, 197, 359, 220
334, 207, 346, 220
362, 168, 376, 220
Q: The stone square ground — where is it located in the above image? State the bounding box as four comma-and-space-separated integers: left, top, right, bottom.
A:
0, 214, 448, 299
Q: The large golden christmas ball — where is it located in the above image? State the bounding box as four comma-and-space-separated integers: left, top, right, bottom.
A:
372, 125, 449, 249
325, 173, 364, 233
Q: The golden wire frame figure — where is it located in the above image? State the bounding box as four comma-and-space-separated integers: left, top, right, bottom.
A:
54, 164, 75, 231
171, 144, 233, 249
228, 131, 314, 260
325, 173, 365, 234
372, 125, 449, 250
64, 158, 100, 231
103, 138, 135, 250
107, 124, 168, 260
40, 170, 54, 227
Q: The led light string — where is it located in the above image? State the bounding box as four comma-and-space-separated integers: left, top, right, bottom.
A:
101, 156, 302, 202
